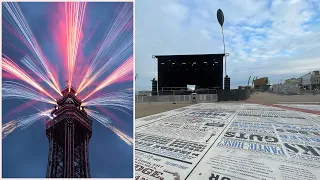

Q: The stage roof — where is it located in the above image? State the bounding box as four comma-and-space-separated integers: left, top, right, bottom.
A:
153, 53, 225, 59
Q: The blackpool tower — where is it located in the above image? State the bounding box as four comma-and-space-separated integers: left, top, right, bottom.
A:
46, 87, 92, 178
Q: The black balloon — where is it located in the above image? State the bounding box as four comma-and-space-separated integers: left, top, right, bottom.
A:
217, 9, 224, 27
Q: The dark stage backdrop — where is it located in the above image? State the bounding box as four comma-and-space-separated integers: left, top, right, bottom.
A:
156, 54, 224, 90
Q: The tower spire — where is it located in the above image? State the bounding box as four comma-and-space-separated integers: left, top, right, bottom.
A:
66, 79, 71, 92
46, 89, 92, 178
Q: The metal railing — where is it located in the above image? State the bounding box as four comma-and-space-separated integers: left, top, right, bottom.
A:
137, 88, 219, 96
135, 94, 218, 103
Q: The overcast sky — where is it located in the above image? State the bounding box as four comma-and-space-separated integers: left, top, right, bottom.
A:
135, 0, 320, 90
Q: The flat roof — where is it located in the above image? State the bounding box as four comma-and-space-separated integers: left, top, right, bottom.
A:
153, 53, 225, 58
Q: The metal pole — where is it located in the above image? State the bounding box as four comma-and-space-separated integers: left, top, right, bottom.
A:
221, 26, 227, 76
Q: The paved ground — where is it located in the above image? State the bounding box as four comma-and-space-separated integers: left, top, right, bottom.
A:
135, 93, 320, 118
135, 102, 320, 180
135, 94, 320, 180
247, 92, 320, 104
135, 102, 192, 118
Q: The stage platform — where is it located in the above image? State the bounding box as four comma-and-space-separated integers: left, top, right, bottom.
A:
135, 102, 320, 180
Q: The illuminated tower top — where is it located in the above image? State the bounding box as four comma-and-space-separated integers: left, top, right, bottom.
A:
57, 87, 82, 107
46, 87, 92, 178
47, 87, 91, 131
61, 87, 76, 96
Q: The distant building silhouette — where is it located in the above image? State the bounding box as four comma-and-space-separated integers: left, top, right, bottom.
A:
301, 71, 320, 90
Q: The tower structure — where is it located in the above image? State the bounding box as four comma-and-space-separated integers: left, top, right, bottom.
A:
46, 87, 92, 178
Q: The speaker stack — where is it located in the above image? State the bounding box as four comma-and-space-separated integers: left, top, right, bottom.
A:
151, 79, 158, 96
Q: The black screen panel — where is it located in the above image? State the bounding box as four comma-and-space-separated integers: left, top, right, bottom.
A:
156, 54, 224, 90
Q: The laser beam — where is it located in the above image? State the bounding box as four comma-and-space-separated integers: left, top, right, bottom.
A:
106, 124, 133, 146
87, 109, 112, 127
3, 2, 61, 93
77, 3, 133, 94
21, 56, 62, 96
2, 110, 50, 139
2, 121, 17, 139
3, 81, 56, 104
82, 55, 133, 101
82, 89, 132, 115
77, 35, 133, 95
2, 56, 56, 101
86, 109, 132, 146
65, 2, 87, 90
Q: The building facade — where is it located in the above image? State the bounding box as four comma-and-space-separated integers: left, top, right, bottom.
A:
301, 71, 320, 89
253, 77, 270, 91
284, 78, 300, 85
301, 73, 312, 86
311, 71, 320, 88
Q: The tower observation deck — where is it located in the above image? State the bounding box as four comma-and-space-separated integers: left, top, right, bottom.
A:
46, 87, 92, 178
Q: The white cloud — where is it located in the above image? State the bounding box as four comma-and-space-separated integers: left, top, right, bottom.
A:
135, 0, 320, 90
163, 2, 189, 22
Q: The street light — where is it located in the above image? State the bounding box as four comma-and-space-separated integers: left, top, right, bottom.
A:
217, 9, 227, 75
217, 9, 230, 90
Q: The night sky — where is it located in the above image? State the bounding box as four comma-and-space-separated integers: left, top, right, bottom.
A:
2, 2, 133, 178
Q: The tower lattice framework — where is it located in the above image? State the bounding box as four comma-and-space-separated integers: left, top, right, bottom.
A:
46, 87, 92, 178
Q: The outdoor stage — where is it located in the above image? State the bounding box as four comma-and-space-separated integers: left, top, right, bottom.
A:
155, 54, 224, 95
135, 102, 320, 180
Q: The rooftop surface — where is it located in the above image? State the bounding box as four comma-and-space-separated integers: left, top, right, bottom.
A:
135, 93, 320, 179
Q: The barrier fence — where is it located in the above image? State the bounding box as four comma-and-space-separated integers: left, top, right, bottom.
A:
157, 89, 218, 95
135, 94, 218, 103
136, 89, 253, 103
217, 89, 252, 101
